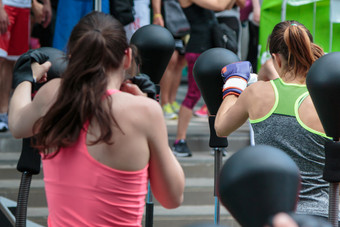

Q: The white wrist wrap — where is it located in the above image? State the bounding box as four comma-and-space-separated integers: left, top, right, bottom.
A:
223, 77, 248, 92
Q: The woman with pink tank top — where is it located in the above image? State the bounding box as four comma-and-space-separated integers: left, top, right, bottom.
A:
8, 11, 185, 226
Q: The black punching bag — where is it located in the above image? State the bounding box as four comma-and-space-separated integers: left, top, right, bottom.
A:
306, 52, 340, 138
33, 47, 68, 91
193, 48, 239, 148
130, 24, 175, 84
306, 52, 340, 226
39, 47, 68, 80
218, 145, 300, 227
193, 48, 239, 115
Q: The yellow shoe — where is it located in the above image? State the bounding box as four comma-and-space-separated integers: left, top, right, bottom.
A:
171, 101, 180, 113
163, 103, 178, 120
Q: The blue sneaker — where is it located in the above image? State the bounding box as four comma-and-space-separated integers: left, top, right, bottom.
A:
0, 113, 8, 132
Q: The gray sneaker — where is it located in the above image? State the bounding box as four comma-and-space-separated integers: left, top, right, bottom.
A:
0, 113, 8, 132
173, 140, 192, 157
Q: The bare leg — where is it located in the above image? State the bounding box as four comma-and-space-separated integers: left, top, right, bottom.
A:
160, 51, 178, 106
176, 105, 192, 141
169, 53, 186, 104
0, 58, 15, 113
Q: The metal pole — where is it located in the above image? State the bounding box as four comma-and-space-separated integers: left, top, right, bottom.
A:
145, 182, 153, 227
94, 0, 102, 12
329, 182, 339, 227
249, 121, 255, 146
281, 0, 288, 22
313, 1, 316, 38
330, 0, 333, 52
214, 147, 223, 224
328, 138, 340, 227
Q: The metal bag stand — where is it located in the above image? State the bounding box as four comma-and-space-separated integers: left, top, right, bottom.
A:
192, 48, 240, 224
322, 140, 340, 227
209, 116, 228, 224
15, 138, 41, 227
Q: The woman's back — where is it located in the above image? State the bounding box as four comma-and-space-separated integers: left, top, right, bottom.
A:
87, 90, 155, 171
245, 78, 330, 218
245, 78, 325, 135
43, 89, 161, 226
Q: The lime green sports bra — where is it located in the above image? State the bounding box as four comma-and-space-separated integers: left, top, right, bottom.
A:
249, 78, 328, 138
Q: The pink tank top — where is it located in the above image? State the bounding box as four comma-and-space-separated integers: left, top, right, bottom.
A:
42, 89, 149, 227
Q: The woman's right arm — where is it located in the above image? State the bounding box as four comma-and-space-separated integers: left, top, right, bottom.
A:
179, 0, 236, 11
9, 61, 59, 138
257, 58, 279, 81
146, 102, 185, 209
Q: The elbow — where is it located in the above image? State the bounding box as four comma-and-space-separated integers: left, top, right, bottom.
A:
215, 128, 223, 138
156, 180, 185, 209
215, 129, 223, 138
8, 120, 31, 139
11, 132, 22, 139
162, 194, 184, 209
9, 126, 25, 139
215, 123, 229, 138
8, 122, 21, 139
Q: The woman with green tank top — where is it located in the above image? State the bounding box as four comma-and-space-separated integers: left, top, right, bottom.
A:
215, 20, 339, 223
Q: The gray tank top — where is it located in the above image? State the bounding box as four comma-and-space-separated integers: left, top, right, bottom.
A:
250, 78, 334, 218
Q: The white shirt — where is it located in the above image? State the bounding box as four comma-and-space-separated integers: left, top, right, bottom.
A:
3, 0, 31, 8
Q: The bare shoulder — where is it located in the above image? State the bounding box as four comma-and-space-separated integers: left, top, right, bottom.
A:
113, 92, 163, 120
111, 93, 165, 138
298, 95, 325, 133
242, 80, 273, 99
242, 80, 275, 119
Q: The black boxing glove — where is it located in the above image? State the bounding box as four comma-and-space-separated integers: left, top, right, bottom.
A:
12, 49, 49, 89
131, 73, 157, 100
